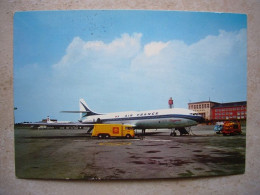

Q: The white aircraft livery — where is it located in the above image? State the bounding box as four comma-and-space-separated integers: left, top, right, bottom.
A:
20, 98, 204, 135
74, 98, 204, 135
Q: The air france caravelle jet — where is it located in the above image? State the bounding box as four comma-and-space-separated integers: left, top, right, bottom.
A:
65, 99, 204, 136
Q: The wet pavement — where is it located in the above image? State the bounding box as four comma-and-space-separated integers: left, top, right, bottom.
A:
15, 125, 246, 180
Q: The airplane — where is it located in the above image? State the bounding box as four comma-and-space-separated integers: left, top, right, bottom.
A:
19, 98, 204, 136
62, 98, 204, 136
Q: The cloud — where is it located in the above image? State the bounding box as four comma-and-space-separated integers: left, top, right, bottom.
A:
53, 33, 142, 71
131, 29, 246, 78
15, 29, 247, 122
50, 29, 246, 107
128, 29, 246, 106
144, 41, 170, 57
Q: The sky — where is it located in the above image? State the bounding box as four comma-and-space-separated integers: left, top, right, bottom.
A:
13, 10, 247, 122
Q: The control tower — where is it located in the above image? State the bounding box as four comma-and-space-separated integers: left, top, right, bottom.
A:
168, 97, 173, 109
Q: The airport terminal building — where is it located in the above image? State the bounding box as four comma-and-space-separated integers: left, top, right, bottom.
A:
188, 101, 247, 122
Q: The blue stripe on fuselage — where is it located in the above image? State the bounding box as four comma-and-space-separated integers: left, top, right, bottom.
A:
99, 114, 202, 123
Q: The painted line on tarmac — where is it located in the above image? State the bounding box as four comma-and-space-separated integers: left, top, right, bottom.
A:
73, 140, 86, 142
98, 142, 132, 146
144, 139, 171, 142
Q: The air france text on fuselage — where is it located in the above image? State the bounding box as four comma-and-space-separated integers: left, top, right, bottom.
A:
115, 112, 159, 118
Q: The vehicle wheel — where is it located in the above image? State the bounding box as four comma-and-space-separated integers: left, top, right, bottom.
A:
223, 133, 226, 136
98, 134, 103, 139
105, 134, 110, 139
126, 134, 131, 139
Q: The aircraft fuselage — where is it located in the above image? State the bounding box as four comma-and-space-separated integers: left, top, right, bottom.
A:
82, 108, 203, 129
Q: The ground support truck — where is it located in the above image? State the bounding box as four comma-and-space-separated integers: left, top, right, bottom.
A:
92, 124, 135, 139
214, 122, 224, 134
221, 121, 242, 136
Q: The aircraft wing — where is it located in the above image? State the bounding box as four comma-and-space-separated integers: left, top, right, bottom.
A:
60, 111, 88, 113
18, 122, 95, 128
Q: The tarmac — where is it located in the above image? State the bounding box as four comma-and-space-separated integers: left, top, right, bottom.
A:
14, 125, 246, 180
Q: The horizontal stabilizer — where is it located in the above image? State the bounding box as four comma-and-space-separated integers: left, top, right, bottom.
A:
61, 111, 88, 113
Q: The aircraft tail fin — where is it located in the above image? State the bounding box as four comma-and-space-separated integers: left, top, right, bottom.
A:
79, 98, 99, 116
61, 98, 99, 117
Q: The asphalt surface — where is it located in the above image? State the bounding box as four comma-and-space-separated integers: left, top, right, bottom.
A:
15, 125, 246, 180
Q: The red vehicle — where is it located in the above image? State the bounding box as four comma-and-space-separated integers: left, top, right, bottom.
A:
221, 121, 242, 136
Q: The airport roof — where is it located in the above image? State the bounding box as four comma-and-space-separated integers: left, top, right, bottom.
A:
188, 101, 219, 104
212, 101, 247, 108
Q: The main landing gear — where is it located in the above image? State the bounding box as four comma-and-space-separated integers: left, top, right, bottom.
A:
170, 129, 177, 136
170, 128, 190, 136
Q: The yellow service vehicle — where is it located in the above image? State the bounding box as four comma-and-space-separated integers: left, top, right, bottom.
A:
92, 124, 135, 139
221, 121, 242, 136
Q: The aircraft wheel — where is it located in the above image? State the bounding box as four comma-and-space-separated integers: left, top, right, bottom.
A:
126, 134, 131, 139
